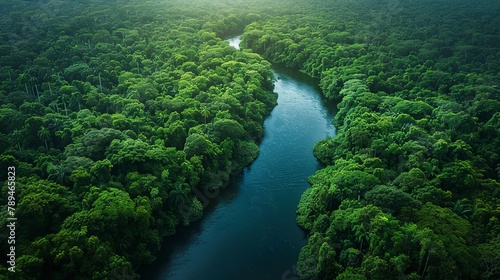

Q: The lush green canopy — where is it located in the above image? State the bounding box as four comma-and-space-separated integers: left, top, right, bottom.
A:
0, 0, 499, 279
238, 0, 499, 279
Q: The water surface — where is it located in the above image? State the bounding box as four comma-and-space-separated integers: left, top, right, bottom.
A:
141, 36, 336, 280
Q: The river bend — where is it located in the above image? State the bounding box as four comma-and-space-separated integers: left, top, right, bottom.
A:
141, 35, 336, 280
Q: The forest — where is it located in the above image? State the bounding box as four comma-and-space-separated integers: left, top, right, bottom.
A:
1, 0, 499, 279
0, 0, 277, 279
239, 0, 500, 279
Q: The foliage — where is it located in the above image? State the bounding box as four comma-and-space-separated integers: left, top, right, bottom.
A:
0, 0, 499, 279
0, 1, 277, 279
239, 0, 499, 278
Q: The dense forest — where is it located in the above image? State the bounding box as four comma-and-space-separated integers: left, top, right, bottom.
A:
1, 0, 499, 279
0, 1, 277, 279
239, 0, 500, 279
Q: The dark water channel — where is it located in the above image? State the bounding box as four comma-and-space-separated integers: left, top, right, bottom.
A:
141, 35, 336, 280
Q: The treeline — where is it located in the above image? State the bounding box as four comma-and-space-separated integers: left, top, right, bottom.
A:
0, 1, 277, 279
241, 0, 500, 279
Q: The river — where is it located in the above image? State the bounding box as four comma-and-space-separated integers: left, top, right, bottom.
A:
140, 35, 336, 280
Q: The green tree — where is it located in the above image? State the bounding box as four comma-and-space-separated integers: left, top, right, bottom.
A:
416, 203, 480, 279
37, 126, 51, 150
17, 179, 79, 239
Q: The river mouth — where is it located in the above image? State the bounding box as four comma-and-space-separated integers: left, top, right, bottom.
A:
140, 36, 336, 280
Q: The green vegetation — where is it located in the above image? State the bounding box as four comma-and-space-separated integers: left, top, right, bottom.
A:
0, 1, 276, 279
1, 0, 499, 279
240, 0, 500, 279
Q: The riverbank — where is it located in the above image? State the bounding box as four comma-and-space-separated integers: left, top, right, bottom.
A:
139, 36, 336, 280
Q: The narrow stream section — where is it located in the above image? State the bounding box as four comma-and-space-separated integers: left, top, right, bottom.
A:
141, 35, 336, 280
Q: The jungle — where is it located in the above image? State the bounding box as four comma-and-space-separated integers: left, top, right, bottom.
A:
0, 0, 499, 279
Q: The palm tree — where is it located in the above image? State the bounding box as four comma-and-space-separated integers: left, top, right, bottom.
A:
35, 84, 41, 103
61, 94, 69, 116
48, 100, 60, 114
353, 223, 368, 252
453, 199, 472, 219
11, 129, 23, 156
168, 183, 190, 210
38, 126, 50, 150
157, 111, 168, 125
48, 163, 69, 184
200, 105, 210, 124
98, 73, 103, 93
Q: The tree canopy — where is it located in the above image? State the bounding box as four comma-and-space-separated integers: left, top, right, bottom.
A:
238, 0, 499, 279
0, 0, 499, 279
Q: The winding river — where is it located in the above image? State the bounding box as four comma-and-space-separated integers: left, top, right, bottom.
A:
141, 36, 336, 280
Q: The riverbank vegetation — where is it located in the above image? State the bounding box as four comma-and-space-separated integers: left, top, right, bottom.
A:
241, 0, 500, 279
1, 0, 499, 279
0, 1, 276, 279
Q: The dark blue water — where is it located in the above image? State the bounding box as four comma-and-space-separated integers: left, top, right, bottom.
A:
141, 36, 336, 280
